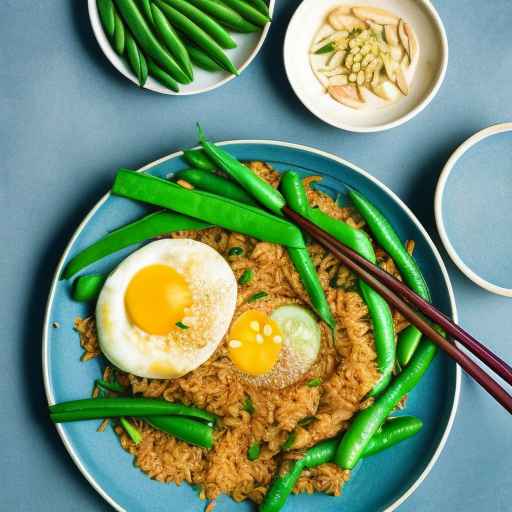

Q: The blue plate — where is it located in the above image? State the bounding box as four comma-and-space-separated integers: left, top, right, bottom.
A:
43, 141, 460, 512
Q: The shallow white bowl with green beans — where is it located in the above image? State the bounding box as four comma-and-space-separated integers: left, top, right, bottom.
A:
88, 0, 274, 95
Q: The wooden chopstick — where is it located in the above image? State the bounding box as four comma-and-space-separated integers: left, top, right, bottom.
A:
283, 206, 512, 414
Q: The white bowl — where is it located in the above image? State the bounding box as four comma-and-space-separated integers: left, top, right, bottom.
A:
434, 123, 512, 297
88, 0, 274, 95
284, 0, 448, 132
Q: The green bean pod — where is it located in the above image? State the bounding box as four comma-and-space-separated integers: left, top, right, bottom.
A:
186, 0, 259, 32
138, 0, 154, 25
159, 0, 237, 49
145, 415, 213, 449
349, 190, 431, 365
220, 0, 270, 26
335, 339, 436, 469
63, 211, 210, 279
174, 168, 257, 205
198, 127, 285, 214
112, 169, 305, 248
72, 274, 107, 302
247, 0, 270, 17
287, 247, 335, 329
150, 4, 194, 80
146, 57, 180, 91
49, 397, 217, 423
113, 0, 191, 83
113, 9, 126, 55
155, 0, 239, 75
186, 43, 223, 72
97, 0, 115, 38
182, 148, 216, 171
260, 459, 304, 512
125, 31, 148, 86
280, 173, 394, 395
363, 416, 423, 457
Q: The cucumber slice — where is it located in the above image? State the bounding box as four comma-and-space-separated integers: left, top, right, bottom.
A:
271, 305, 321, 366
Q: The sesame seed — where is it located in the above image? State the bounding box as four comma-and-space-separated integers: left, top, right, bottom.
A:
263, 324, 272, 337
255, 334, 264, 344
250, 321, 260, 332
273, 335, 282, 344
229, 339, 242, 349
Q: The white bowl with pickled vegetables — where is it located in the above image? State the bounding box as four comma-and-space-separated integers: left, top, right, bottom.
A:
88, 0, 274, 95
284, 0, 448, 132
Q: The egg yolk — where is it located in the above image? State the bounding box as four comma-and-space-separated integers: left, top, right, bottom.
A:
227, 310, 283, 375
125, 264, 192, 335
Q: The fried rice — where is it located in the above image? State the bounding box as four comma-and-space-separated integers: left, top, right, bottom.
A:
75, 162, 410, 504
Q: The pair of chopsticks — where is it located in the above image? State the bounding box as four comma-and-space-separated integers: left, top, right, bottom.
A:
283, 206, 512, 414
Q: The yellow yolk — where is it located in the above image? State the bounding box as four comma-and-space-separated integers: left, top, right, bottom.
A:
124, 264, 192, 335
227, 310, 283, 375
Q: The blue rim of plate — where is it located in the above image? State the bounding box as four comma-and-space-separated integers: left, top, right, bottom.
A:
43, 140, 460, 512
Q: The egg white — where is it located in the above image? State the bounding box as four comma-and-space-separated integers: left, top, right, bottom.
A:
96, 238, 237, 379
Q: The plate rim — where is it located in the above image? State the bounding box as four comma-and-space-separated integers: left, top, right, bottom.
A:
283, 0, 449, 133
434, 122, 512, 297
43, 139, 461, 512
87, 0, 275, 96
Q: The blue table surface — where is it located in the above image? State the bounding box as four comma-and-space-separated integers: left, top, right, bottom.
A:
2, 1, 511, 510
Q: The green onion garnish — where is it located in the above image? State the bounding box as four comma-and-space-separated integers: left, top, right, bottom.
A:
239, 269, 253, 285
307, 378, 322, 387
247, 291, 268, 303
247, 442, 261, 461
176, 321, 189, 329
315, 42, 335, 54
120, 417, 142, 445
228, 246, 244, 256
96, 378, 126, 394
281, 431, 296, 451
297, 416, 317, 427
242, 397, 255, 414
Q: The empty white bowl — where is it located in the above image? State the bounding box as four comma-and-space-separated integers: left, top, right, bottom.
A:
284, 0, 448, 132
88, 0, 274, 95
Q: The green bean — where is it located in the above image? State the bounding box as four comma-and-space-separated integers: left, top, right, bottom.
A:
145, 415, 213, 448
335, 339, 436, 469
146, 57, 180, 91
159, 0, 237, 50
95, 378, 126, 394
363, 416, 423, 457
113, 9, 126, 55
220, 0, 270, 26
186, 43, 223, 72
112, 169, 305, 248
150, 4, 194, 80
287, 247, 335, 329
281, 174, 394, 396
349, 190, 431, 365
261, 416, 423, 512
97, 0, 115, 38
113, 0, 191, 83
198, 126, 285, 214
174, 168, 257, 205
246, 0, 270, 17
182, 148, 216, 171
154, 0, 239, 75
125, 31, 148, 86
248, 441, 261, 460
63, 211, 210, 279
138, 0, 154, 25
49, 397, 217, 423
239, 268, 253, 284
120, 417, 142, 444
186, 0, 259, 32
72, 274, 107, 302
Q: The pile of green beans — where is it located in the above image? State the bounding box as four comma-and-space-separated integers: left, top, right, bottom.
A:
260, 416, 423, 512
348, 190, 432, 366
280, 171, 395, 396
96, 0, 271, 91
49, 397, 216, 449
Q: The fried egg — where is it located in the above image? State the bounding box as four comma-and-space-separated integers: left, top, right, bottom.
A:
96, 239, 237, 379
227, 305, 321, 388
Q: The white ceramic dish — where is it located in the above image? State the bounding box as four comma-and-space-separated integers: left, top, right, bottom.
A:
283, 0, 448, 132
435, 123, 512, 297
88, 0, 274, 95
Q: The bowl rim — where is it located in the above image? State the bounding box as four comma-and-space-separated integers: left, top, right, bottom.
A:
87, 0, 274, 96
434, 122, 512, 297
43, 140, 461, 512
283, 0, 449, 133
